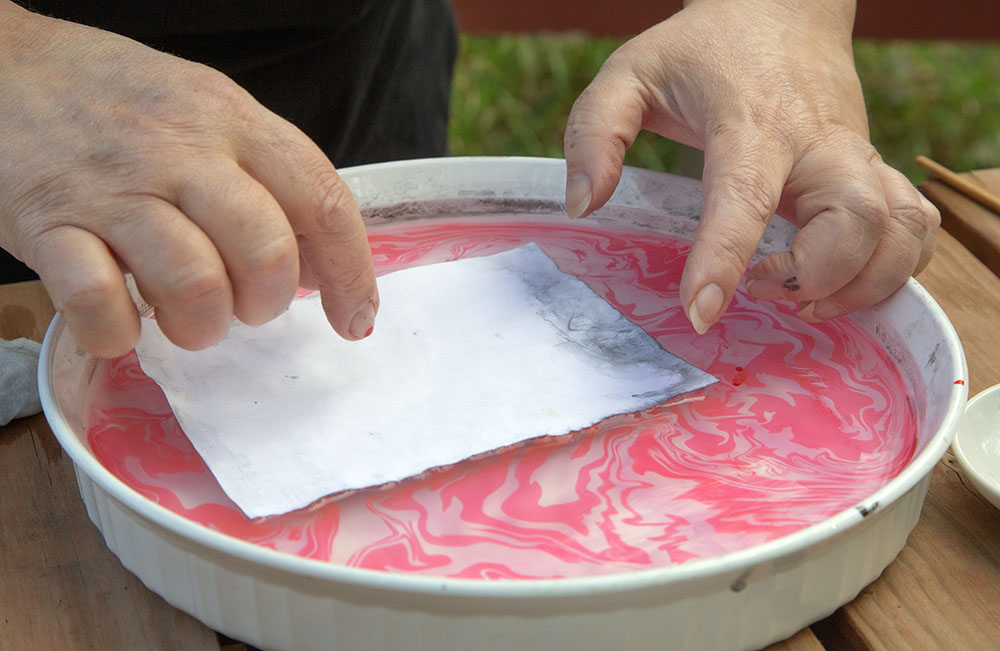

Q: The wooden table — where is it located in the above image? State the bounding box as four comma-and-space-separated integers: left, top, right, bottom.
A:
3, 172, 1000, 650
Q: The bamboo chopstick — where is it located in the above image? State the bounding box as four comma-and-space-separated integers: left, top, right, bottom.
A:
916, 155, 1000, 215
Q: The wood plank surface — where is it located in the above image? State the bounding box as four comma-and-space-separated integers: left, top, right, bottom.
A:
809, 225, 1000, 649
769, 627, 827, 651
3, 213, 1000, 650
921, 168, 1000, 278
817, 452, 1000, 651
0, 279, 55, 343
0, 281, 222, 651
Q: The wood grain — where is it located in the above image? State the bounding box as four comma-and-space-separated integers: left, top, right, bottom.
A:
0, 280, 55, 343
768, 627, 827, 651
813, 215, 1000, 649
3, 212, 1000, 650
917, 158, 1000, 216
0, 280, 222, 650
0, 412, 222, 650
921, 168, 1000, 279
814, 452, 1000, 651
0, 415, 219, 651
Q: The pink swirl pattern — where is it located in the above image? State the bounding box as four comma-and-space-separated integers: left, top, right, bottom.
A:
85, 219, 916, 578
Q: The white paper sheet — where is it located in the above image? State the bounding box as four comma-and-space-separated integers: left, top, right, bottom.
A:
135, 244, 717, 518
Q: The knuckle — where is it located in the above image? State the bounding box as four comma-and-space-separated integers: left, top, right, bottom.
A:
165, 265, 229, 309
892, 196, 939, 242
914, 231, 938, 274
866, 146, 885, 165
187, 67, 253, 115
312, 169, 359, 234
320, 268, 376, 316
312, 248, 375, 300
719, 168, 777, 225
5, 178, 78, 239
339, 261, 376, 296
567, 89, 607, 130
565, 93, 636, 155
925, 200, 942, 230
697, 231, 758, 283
844, 190, 889, 233
247, 233, 299, 279
57, 270, 123, 316
713, 236, 757, 278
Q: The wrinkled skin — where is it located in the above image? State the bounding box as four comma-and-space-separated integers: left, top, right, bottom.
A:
564, 0, 939, 333
0, 3, 378, 358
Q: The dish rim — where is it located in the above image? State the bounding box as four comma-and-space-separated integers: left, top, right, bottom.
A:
38, 156, 970, 600
953, 384, 1000, 509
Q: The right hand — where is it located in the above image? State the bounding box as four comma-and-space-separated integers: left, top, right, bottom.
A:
0, 4, 378, 358
563, 0, 938, 334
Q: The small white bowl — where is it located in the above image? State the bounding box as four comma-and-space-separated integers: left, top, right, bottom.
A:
954, 385, 1000, 510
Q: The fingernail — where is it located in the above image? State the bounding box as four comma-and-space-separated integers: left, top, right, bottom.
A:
804, 298, 845, 323
797, 301, 819, 322
743, 277, 786, 301
566, 171, 592, 219
689, 283, 724, 334
349, 300, 376, 339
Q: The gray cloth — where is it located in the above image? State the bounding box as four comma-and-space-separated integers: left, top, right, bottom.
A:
0, 338, 42, 426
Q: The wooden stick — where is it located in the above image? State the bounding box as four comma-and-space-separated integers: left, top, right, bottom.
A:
916, 155, 1000, 215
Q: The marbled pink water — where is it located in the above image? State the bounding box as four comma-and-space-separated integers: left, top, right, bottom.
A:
85, 218, 917, 578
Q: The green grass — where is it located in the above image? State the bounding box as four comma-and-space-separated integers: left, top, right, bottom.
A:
856, 40, 1000, 180
449, 34, 1000, 184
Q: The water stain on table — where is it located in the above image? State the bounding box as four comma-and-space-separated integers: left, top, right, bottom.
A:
0, 304, 36, 340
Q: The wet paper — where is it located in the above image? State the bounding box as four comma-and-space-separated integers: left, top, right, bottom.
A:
134, 244, 716, 518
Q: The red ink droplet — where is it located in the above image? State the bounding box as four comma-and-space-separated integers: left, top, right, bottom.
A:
732, 366, 747, 386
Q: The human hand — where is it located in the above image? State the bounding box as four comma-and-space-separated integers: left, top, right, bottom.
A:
563, 0, 939, 332
0, 3, 378, 358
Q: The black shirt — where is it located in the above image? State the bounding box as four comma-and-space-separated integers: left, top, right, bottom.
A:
1, 0, 458, 282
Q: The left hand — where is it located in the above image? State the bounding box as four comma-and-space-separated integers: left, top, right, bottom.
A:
563, 0, 939, 332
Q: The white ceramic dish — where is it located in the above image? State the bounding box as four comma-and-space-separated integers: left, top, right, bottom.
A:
39, 157, 968, 651
953, 384, 1000, 510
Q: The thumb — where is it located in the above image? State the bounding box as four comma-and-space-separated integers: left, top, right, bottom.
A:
563, 65, 645, 219
681, 129, 791, 333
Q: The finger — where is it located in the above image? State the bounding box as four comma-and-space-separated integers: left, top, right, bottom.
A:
745, 147, 889, 304
176, 162, 299, 326
681, 130, 791, 333
803, 161, 939, 320
913, 189, 941, 274
29, 226, 140, 358
101, 198, 235, 350
563, 60, 645, 219
297, 248, 318, 291
237, 120, 377, 340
